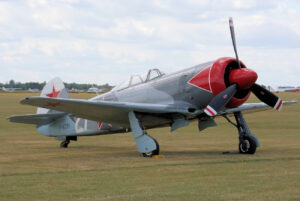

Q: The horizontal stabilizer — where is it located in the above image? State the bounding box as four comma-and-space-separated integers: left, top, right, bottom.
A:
8, 112, 66, 125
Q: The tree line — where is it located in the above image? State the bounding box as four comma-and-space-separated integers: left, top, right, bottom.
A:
0, 80, 113, 90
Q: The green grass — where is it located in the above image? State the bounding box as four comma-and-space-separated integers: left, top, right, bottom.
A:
0, 92, 300, 201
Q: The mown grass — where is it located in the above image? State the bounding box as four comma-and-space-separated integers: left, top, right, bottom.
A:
0, 92, 299, 201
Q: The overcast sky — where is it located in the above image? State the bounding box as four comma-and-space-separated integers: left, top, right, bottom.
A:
0, 0, 299, 87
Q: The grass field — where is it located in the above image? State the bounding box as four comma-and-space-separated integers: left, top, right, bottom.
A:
0, 92, 299, 201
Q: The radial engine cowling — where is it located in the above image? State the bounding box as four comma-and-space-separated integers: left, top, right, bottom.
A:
209, 57, 257, 108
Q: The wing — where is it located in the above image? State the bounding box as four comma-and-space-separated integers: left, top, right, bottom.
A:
8, 112, 66, 125
20, 97, 200, 127
220, 100, 298, 116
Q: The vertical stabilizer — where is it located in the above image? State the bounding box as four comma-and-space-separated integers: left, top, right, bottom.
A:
37, 77, 69, 114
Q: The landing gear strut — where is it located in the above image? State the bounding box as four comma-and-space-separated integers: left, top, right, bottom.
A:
128, 111, 160, 157
224, 111, 259, 154
59, 136, 77, 148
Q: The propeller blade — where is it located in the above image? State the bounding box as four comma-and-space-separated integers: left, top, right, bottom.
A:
229, 17, 241, 68
250, 83, 283, 111
204, 84, 238, 116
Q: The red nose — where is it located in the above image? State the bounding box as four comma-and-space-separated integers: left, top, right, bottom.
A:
229, 68, 258, 90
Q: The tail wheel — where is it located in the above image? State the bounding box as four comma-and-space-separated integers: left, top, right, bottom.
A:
60, 140, 70, 148
239, 136, 257, 154
142, 138, 160, 157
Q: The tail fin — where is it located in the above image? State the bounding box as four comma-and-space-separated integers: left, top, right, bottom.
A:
37, 77, 69, 114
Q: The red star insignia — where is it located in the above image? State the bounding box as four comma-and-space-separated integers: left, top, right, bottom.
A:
46, 102, 61, 107
46, 86, 61, 98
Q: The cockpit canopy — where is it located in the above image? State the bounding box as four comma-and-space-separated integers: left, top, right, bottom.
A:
112, 68, 165, 91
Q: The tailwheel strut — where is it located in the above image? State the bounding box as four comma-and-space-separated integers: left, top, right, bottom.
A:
59, 136, 77, 148
60, 140, 70, 148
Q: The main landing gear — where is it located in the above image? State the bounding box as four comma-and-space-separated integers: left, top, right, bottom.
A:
142, 138, 160, 157
224, 111, 259, 154
128, 111, 160, 157
59, 136, 77, 148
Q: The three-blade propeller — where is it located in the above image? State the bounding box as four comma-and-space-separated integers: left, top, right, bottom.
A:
204, 17, 282, 117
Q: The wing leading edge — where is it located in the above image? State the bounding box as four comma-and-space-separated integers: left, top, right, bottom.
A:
220, 100, 298, 116
20, 97, 200, 127
19, 97, 297, 127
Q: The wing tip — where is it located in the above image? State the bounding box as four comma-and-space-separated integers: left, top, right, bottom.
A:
20, 96, 43, 104
20, 97, 30, 105
7, 115, 20, 122
283, 100, 298, 104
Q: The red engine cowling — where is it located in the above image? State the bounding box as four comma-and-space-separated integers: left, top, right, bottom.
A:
210, 57, 252, 108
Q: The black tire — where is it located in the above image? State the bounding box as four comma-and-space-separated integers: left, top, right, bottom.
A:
239, 136, 257, 154
60, 140, 70, 148
142, 138, 160, 157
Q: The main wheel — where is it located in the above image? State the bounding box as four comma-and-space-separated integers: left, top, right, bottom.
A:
142, 138, 160, 157
239, 136, 257, 154
60, 140, 70, 148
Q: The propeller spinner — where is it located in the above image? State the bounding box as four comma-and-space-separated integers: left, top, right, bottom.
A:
204, 17, 282, 116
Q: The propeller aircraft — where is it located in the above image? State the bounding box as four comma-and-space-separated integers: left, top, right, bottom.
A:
1, 87, 22, 92
8, 18, 297, 157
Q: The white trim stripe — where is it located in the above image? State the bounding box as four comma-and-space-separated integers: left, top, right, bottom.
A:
208, 66, 213, 93
188, 81, 212, 93
187, 66, 213, 93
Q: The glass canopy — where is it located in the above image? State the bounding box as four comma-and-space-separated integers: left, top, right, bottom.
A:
112, 68, 165, 91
